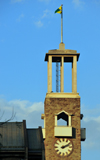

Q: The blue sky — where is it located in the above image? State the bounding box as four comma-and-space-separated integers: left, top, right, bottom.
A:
0, 0, 100, 159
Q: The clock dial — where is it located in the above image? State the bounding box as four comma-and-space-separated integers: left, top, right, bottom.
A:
54, 138, 73, 156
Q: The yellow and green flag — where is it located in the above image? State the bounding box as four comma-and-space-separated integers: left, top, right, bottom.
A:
55, 6, 62, 14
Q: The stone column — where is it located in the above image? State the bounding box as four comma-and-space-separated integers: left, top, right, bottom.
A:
72, 56, 77, 93
55, 115, 57, 126
48, 55, 52, 93
69, 115, 71, 126
60, 56, 64, 92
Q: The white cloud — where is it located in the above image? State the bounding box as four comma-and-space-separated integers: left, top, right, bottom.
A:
82, 118, 100, 150
81, 104, 100, 118
34, 20, 43, 28
41, 9, 53, 19
11, 0, 23, 3
16, 14, 24, 22
83, 116, 100, 123
81, 105, 100, 150
0, 98, 44, 128
72, 0, 85, 8
34, 9, 53, 28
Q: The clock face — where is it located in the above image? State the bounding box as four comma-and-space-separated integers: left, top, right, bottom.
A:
54, 138, 73, 157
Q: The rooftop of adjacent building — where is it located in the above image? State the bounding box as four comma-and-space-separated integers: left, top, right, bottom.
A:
0, 120, 44, 160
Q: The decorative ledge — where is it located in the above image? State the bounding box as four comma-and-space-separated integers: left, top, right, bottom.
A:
46, 92, 80, 98
54, 126, 72, 137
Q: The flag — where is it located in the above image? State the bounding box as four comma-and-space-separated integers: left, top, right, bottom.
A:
55, 6, 62, 14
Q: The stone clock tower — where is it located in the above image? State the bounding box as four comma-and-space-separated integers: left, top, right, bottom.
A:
41, 43, 86, 160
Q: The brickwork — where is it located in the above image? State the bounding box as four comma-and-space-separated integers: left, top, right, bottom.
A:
44, 97, 81, 160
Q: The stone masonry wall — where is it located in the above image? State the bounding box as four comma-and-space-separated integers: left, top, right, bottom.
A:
44, 98, 81, 160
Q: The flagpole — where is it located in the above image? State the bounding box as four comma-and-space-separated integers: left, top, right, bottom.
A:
61, 4, 63, 43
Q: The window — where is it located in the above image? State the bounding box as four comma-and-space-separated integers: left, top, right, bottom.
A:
55, 110, 72, 127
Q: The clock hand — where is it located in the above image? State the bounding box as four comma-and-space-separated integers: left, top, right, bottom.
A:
61, 143, 70, 149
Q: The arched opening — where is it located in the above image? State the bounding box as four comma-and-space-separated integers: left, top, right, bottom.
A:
57, 112, 68, 126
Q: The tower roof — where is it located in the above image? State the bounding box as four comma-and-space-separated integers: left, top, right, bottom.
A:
45, 43, 80, 62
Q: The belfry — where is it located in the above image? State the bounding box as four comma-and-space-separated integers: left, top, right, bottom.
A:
41, 5, 86, 160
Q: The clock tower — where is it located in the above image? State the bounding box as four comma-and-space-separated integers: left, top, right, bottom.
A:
41, 42, 85, 160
